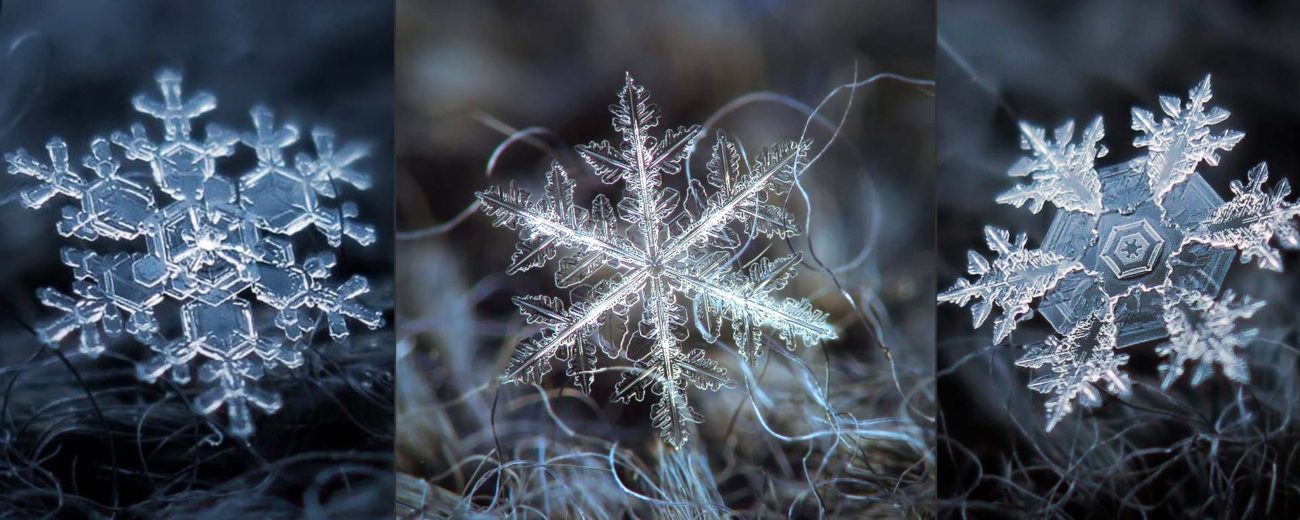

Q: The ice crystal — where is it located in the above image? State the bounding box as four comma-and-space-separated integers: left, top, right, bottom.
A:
1131, 75, 1244, 204
1188, 163, 1300, 271
941, 76, 1280, 430
1016, 304, 1130, 431
937, 226, 1083, 343
477, 74, 837, 448
5, 70, 383, 438
1157, 288, 1263, 389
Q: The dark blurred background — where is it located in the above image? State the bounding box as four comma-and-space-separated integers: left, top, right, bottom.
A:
395, 0, 935, 517
0, 0, 394, 517
939, 0, 1300, 516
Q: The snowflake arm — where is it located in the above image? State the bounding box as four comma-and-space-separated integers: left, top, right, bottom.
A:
33, 286, 112, 357
640, 276, 696, 447
938, 226, 1083, 343
130, 70, 217, 141
1016, 306, 1130, 431
997, 117, 1106, 215
576, 74, 702, 186
6, 138, 161, 241
5, 138, 86, 208
135, 334, 199, 385
662, 133, 809, 259
501, 272, 646, 387
612, 345, 729, 449
299, 128, 373, 193
674, 252, 836, 361
1131, 75, 1244, 203
477, 166, 648, 273
1157, 288, 1263, 389
194, 358, 282, 440
112, 71, 240, 201
304, 271, 383, 341
1189, 163, 1300, 271
237, 108, 376, 247
241, 106, 300, 166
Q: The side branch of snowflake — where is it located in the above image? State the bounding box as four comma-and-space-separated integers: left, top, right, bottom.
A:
997, 117, 1106, 215
1189, 162, 1300, 271
939, 226, 1083, 343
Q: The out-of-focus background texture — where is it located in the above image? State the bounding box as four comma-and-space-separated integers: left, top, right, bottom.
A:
939, 0, 1300, 516
396, 0, 935, 517
0, 1, 394, 517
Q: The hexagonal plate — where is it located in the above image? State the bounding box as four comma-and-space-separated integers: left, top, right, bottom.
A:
252, 265, 310, 309
95, 253, 165, 313
152, 141, 214, 199
240, 167, 317, 234
1099, 219, 1163, 279
181, 298, 256, 360
81, 178, 156, 239
1039, 158, 1234, 347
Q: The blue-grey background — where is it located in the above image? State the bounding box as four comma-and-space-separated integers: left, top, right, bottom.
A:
0, 1, 394, 517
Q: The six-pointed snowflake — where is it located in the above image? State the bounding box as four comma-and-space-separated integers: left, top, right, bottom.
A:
5, 70, 384, 438
478, 74, 837, 447
941, 76, 1294, 430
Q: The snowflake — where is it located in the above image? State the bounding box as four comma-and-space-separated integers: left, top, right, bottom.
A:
5, 70, 383, 438
477, 74, 837, 448
941, 76, 1289, 430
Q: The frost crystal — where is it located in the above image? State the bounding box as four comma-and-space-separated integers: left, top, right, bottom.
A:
1188, 163, 1300, 271
1157, 288, 1263, 389
998, 118, 1106, 215
941, 76, 1280, 430
937, 226, 1082, 343
1016, 304, 1130, 431
477, 74, 836, 448
5, 70, 383, 438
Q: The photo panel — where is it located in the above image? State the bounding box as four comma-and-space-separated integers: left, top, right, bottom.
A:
937, 1, 1300, 516
0, 1, 395, 516
394, 0, 936, 517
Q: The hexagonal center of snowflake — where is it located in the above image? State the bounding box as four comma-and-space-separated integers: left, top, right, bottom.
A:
1100, 219, 1164, 279
1039, 159, 1236, 348
193, 225, 229, 251
154, 205, 252, 264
